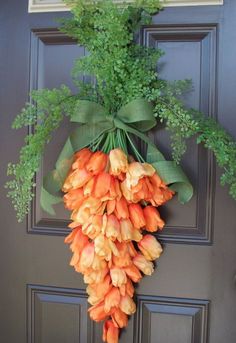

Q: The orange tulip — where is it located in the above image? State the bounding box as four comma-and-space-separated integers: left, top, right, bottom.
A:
69, 228, 89, 254
112, 242, 131, 268
133, 253, 154, 275
62, 168, 92, 192
131, 177, 153, 203
64, 226, 80, 244
125, 278, 135, 298
104, 287, 121, 313
110, 268, 127, 287
103, 320, 119, 343
82, 214, 103, 239
123, 264, 142, 283
150, 174, 174, 206
115, 197, 129, 219
63, 188, 84, 210
127, 242, 138, 257
86, 151, 108, 175
72, 148, 92, 170
107, 199, 116, 215
162, 187, 174, 204
83, 177, 95, 196
93, 172, 111, 198
143, 206, 165, 232
69, 251, 80, 267
138, 234, 163, 261
128, 203, 146, 229
119, 295, 136, 315
111, 308, 128, 328
102, 177, 122, 201
149, 173, 163, 188
109, 148, 128, 176
89, 301, 108, 322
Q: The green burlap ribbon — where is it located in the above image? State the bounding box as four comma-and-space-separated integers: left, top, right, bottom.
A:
40, 99, 193, 214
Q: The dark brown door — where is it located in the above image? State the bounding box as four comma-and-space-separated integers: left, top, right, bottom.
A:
1, 1, 236, 342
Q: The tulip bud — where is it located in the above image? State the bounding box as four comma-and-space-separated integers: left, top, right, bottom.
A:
143, 206, 165, 232
110, 268, 127, 287
128, 203, 146, 229
103, 320, 119, 343
133, 253, 154, 275
138, 235, 163, 261
119, 295, 136, 315
109, 148, 128, 176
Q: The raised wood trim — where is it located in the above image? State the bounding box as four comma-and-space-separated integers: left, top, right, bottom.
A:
142, 24, 217, 245
134, 295, 210, 343
27, 284, 93, 343
28, 0, 224, 13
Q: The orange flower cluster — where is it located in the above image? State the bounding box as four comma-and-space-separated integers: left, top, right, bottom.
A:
62, 148, 174, 343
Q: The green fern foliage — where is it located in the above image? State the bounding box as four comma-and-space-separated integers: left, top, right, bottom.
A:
5, 0, 236, 222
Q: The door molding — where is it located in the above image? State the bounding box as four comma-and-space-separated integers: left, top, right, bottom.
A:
28, 0, 224, 13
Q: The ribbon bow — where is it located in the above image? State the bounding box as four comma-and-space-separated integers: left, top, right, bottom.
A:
41, 99, 193, 214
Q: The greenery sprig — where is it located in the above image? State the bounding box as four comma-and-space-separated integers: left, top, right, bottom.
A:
5, 0, 236, 222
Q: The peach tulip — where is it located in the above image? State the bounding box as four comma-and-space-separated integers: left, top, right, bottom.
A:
133, 253, 154, 275
87, 275, 111, 305
120, 219, 133, 241
109, 148, 128, 176
63, 168, 92, 191
126, 162, 155, 188
123, 264, 142, 283
84, 267, 109, 284
138, 234, 163, 261
105, 215, 121, 241
119, 295, 136, 315
64, 226, 80, 244
79, 242, 95, 269
110, 268, 127, 287
82, 214, 103, 239
104, 287, 121, 313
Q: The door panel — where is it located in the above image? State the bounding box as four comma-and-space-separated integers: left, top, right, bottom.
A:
1, 1, 236, 343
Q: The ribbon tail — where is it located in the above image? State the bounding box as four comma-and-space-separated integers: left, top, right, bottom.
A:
40, 187, 62, 215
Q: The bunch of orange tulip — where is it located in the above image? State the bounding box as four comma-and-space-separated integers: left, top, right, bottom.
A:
62, 147, 174, 343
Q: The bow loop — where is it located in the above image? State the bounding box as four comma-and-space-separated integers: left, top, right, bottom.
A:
41, 98, 193, 214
